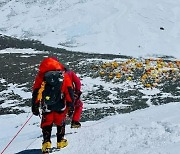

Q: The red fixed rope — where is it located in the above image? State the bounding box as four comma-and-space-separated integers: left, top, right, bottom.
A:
1, 114, 33, 154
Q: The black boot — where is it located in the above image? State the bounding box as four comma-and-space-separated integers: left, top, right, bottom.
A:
71, 120, 81, 128
42, 125, 52, 143
56, 123, 68, 148
42, 125, 52, 153
56, 123, 65, 142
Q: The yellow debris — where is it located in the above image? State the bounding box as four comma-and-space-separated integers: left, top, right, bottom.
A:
126, 59, 131, 64
145, 83, 151, 88
145, 59, 150, 65
141, 74, 148, 80
171, 69, 176, 73
101, 64, 106, 69
105, 62, 111, 67
92, 65, 99, 70
151, 73, 158, 78
112, 61, 119, 68
136, 62, 143, 68
160, 62, 166, 67
116, 73, 121, 78
109, 75, 113, 79
99, 71, 105, 76
162, 69, 168, 73
155, 78, 160, 83
146, 69, 151, 75
149, 58, 154, 61
141, 79, 145, 83
152, 83, 158, 87
175, 61, 180, 68
131, 58, 137, 63
168, 62, 174, 68
157, 58, 163, 63
122, 66, 128, 72
109, 72, 114, 75
157, 64, 162, 68
127, 76, 132, 80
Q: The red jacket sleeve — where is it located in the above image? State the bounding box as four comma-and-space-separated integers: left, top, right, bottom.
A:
67, 71, 81, 91
61, 73, 74, 103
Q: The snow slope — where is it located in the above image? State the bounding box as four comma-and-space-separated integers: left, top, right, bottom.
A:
0, 0, 180, 58
1, 102, 180, 154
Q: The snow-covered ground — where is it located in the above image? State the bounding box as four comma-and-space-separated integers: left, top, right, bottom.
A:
0, 0, 180, 58
0, 49, 179, 154
0, 102, 180, 154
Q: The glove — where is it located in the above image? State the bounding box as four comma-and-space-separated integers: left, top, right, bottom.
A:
68, 106, 74, 117
31, 89, 40, 116
67, 105, 74, 117
68, 109, 74, 118
66, 101, 74, 117
32, 104, 40, 116
74, 90, 82, 100
32, 89, 39, 105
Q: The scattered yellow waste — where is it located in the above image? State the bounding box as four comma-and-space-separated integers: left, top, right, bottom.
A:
141, 74, 148, 80
127, 76, 132, 80
151, 73, 158, 78
145, 59, 150, 65
152, 83, 158, 87
92, 57, 179, 88
92, 65, 99, 70
145, 83, 151, 88
155, 78, 160, 83
146, 69, 151, 74
175, 61, 180, 68
149, 58, 154, 61
99, 71, 105, 76
162, 70, 167, 73
122, 66, 128, 72
157, 64, 162, 68
105, 62, 111, 67
131, 58, 137, 63
136, 62, 143, 68
168, 63, 174, 68
112, 61, 119, 68
109, 75, 113, 79
126, 59, 131, 64
116, 73, 121, 78
101, 64, 106, 69
141, 79, 145, 83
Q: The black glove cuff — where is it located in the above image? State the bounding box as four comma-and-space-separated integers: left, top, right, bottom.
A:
32, 88, 39, 105
75, 90, 82, 96
32, 103, 40, 116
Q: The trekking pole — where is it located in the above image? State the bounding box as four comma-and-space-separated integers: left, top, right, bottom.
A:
1, 114, 33, 154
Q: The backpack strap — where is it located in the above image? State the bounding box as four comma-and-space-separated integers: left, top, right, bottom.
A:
37, 81, 46, 102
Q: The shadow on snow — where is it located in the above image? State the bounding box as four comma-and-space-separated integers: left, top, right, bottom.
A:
15, 149, 42, 154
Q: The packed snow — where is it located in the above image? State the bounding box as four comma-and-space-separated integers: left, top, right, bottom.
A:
0, 0, 180, 58
1, 102, 180, 154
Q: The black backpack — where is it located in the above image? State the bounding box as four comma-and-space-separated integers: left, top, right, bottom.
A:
41, 71, 65, 113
